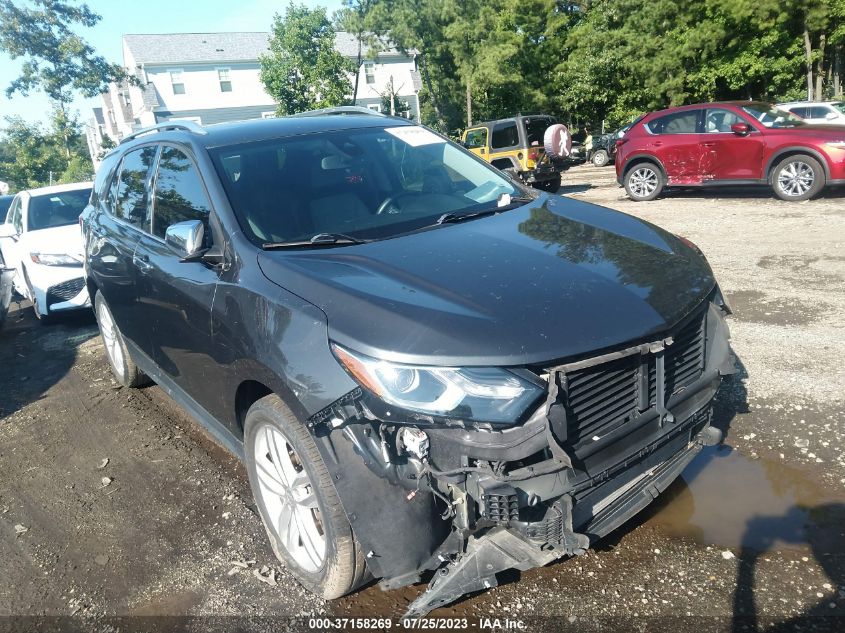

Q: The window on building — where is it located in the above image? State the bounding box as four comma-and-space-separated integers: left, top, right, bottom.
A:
364, 61, 375, 85
169, 69, 185, 95
366, 103, 381, 112
152, 146, 212, 241
217, 68, 232, 92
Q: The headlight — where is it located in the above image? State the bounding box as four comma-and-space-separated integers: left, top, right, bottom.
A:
825, 141, 845, 149
331, 344, 543, 424
30, 252, 82, 266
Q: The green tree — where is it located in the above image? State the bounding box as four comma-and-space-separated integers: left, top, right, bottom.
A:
0, 107, 92, 191
0, 0, 131, 155
260, 2, 355, 115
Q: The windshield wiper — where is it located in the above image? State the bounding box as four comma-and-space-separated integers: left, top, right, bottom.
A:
435, 195, 534, 225
262, 233, 368, 249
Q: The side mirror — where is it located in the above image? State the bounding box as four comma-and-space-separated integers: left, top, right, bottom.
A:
165, 220, 205, 259
731, 122, 751, 136
0, 223, 18, 239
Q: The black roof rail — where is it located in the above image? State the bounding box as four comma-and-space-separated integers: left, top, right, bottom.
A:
291, 105, 386, 118
121, 120, 207, 144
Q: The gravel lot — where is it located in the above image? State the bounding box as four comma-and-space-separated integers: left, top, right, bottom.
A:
1, 164, 843, 632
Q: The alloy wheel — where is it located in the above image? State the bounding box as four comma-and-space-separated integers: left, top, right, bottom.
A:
97, 300, 125, 380
777, 161, 815, 198
629, 167, 658, 198
253, 424, 327, 572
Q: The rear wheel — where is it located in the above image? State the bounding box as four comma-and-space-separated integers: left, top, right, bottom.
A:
244, 394, 367, 599
624, 162, 664, 201
771, 155, 824, 201
592, 149, 609, 167
94, 291, 149, 388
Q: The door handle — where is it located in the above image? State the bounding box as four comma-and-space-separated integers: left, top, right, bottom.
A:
133, 253, 154, 273
703, 142, 716, 148
652, 141, 663, 147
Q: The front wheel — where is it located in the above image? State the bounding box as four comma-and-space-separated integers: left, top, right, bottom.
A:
592, 149, 609, 167
244, 394, 367, 599
771, 155, 824, 201
624, 163, 665, 201
94, 291, 149, 388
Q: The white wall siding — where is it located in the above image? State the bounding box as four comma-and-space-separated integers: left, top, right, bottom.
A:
145, 62, 276, 112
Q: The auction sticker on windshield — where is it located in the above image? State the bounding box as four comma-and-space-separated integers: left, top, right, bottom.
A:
385, 126, 445, 147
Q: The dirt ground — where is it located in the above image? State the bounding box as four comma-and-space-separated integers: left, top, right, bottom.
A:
1, 164, 843, 632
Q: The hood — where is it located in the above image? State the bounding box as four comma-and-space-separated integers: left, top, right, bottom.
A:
23, 224, 84, 261
257, 196, 715, 366
767, 123, 845, 138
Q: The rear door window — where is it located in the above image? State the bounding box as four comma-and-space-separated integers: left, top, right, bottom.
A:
114, 146, 158, 230
491, 121, 519, 149
646, 110, 701, 134
9, 197, 22, 233
151, 146, 212, 242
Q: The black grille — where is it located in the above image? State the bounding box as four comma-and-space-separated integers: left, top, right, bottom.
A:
47, 277, 85, 305
564, 309, 707, 446
566, 355, 639, 445
649, 312, 707, 404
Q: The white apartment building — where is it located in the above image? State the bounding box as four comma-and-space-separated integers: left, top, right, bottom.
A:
88, 31, 422, 164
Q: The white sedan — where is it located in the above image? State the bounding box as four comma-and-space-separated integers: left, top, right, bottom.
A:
0, 182, 92, 321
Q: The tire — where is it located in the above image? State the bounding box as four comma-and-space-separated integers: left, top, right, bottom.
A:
93, 291, 149, 388
624, 162, 665, 201
592, 149, 609, 167
244, 394, 367, 599
771, 155, 825, 201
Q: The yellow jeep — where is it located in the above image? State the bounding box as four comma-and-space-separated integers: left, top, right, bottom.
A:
461, 114, 562, 191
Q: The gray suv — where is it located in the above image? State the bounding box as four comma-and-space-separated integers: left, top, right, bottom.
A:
81, 109, 735, 617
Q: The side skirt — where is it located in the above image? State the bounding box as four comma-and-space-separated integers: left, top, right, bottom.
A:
125, 340, 245, 461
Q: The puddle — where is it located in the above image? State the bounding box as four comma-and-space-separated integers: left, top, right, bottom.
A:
644, 445, 845, 551
726, 289, 826, 326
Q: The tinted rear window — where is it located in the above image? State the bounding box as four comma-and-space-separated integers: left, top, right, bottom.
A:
27, 189, 92, 231
645, 111, 700, 134
524, 118, 553, 146
491, 122, 519, 149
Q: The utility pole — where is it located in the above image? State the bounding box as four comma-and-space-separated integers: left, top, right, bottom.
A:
389, 76, 396, 116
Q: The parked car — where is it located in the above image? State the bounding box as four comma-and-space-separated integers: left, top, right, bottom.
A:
0, 257, 14, 327
616, 101, 845, 202
461, 114, 566, 191
0, 194, 14, 219
0, 182, 92, 320
589, 123, 635, 167
778, 101, 845, 125
82, 111, 734, 617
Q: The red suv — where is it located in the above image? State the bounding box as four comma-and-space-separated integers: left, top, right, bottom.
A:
615, 101, 845, 202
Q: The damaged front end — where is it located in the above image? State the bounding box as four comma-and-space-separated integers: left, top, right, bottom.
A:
307, 295, 735, 618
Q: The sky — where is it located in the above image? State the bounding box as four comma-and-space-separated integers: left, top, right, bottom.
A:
0, 0, 345, 125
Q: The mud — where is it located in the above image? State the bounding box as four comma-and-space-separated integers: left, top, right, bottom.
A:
2, 164, 844, 631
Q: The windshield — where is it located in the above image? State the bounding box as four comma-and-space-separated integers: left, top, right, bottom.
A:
27, 188, 91, 231
741, 104, 805, 128
832, 102, 845, 115
210, 125, 522, 245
